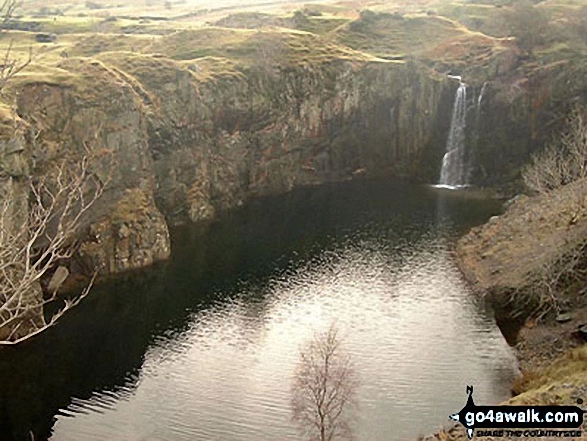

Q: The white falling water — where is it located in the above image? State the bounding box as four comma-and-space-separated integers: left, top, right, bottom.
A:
477, 81, 488, 108
467, 81, 488, 185
439, 81, 468, 188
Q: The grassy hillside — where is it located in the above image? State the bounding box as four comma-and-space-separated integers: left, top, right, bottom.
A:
2, 0, 582, 99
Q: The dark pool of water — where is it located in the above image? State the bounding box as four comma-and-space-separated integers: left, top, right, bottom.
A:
0, 177, 517, 441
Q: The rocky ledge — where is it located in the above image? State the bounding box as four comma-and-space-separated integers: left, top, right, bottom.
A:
76, 188, 170, 275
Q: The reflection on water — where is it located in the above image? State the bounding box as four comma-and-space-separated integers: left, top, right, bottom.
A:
0, 177, 517, 441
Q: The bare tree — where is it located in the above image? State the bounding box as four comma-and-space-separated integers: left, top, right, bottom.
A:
0, 40, 31, 94
0, 0, 32, 94
0, 154, 107, 344
523, 106, 587, 197
516, 233, 587, 319
0, 0, 17, 28
291, 325, 358, 441
522, 142, 566, 194
0, 1, 106, 344
518, 106, 587, 317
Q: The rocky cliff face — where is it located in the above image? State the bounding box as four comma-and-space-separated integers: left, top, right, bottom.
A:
462, 77, 556, 187
76, 189, 170, 275
141, 59, 450, 225
14, 60, 171, 278
455, 55, 587, 188
8, 53, 451, 278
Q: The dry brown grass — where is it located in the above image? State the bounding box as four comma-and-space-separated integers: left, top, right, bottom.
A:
509, 344, 587, 405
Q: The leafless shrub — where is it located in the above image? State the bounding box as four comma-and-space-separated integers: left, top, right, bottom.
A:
522, 143, 567, 194
0, 0, 32, 94
523, 106, 587, 196
518, 236, 587, 319
291, 325, 358, 441
0, 0, 17, 28
515, 108, 587, 317
0, 154, 108, 345
0, 40, 31, 94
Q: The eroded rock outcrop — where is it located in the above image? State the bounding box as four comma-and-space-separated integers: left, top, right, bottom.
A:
77, 188, 170, 275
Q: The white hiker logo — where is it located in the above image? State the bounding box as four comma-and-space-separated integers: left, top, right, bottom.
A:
449, 385, 583, 440
449, 385, 476, 439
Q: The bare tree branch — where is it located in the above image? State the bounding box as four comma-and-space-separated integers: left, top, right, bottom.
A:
0, 153, 110, 344
0, 1, 32, 94
291, 325, 358, 441
0, 40, 31, 94
518, 106, 587, 316
0, 0, 17, 28
523, 105, 587, 198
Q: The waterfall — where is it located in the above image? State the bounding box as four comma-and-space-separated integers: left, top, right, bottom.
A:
438, 81, 468, 188
477, 81, 487, 108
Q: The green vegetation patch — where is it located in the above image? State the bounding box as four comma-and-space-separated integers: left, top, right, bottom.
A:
333, 11, 466, 59
424, 32, 510, 76
214, 12, 289, 29
5, 63, 77, 90
46, 57, 135, 105
68, 33, 154, 57
151, 27, 378, 68
149, 27, 253, 60
288, 11, 351, 35
97, 51, 183, 98
434, 2, 508, 37
177, 56, 243, 83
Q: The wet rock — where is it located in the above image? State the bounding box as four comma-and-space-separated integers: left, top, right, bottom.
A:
12, 53, 451, 277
